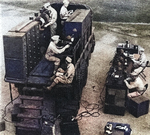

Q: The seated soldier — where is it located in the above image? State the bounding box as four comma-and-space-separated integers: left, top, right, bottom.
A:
45, 35, 70, 74
60, 0, 73, 25
131, 47, 147, 75
124, 72, 148, 98
45, 56, 75, 90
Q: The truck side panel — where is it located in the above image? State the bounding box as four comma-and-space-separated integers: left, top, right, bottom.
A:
4, 32, 27, 81
64, 9, 92, 57
3, 21, 42, 83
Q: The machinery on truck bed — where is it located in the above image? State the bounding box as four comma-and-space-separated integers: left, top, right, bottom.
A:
3, 2, 95, 135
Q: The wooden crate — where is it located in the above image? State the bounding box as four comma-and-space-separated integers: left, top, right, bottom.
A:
127, 96, 149, 118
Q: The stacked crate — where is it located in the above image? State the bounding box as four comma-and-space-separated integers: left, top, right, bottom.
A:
104, 88, 126, 116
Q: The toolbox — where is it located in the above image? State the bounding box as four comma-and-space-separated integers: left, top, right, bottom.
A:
104, 122, 132, 135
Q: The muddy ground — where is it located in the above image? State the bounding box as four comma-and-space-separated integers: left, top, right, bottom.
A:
0, 2, 150, 135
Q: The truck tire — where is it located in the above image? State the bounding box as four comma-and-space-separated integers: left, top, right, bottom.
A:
74, 69, 82, 100
91, 34, 95, 53
80, 59, 88, 88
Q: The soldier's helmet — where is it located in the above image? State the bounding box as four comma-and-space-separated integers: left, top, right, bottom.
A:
63, 0, 69, 5
139, 47, 144, 52
43, 2, 51, 9
51, 35, 60, 42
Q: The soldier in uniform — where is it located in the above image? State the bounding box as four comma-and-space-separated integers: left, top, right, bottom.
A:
60, 0, 73, 25
124, 73, 148, 98
43, 2, 57, 36
131, 47, 147, 75
45, 35, 70, 73
46, 56, 75, 90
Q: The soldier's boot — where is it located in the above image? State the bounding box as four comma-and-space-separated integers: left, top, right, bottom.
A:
53, 65, 59, 74
50, 75, 56, 81
46, 82, 56, 90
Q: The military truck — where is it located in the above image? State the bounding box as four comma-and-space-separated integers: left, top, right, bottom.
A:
3, 2, 95, 135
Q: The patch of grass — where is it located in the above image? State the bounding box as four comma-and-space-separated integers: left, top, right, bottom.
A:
1, 0, 150, 22
0, 1, 44, 10
93, 22, 150, 39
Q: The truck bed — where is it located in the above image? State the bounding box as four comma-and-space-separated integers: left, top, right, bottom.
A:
27, 58, 54, 85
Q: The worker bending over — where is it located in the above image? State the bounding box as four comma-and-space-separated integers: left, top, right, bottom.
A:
45, 35, 70, 73
124, 73, 148, 98
43, 2, 57, 36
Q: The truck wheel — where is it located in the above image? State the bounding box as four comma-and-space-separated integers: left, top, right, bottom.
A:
81, 67, 88, 88
74, 59, 88, 100
80, 59, 88, 88
74, 69, 82, 100
91, 34, 95, 53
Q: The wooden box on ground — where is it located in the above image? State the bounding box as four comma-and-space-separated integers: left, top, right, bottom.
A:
127, 95, 149, 118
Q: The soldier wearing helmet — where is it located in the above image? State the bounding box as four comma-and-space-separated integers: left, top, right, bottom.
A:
45, 56, 75, 90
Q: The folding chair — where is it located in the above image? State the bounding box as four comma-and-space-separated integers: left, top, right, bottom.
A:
140, 84, 148, 95
139, 61, 149, 81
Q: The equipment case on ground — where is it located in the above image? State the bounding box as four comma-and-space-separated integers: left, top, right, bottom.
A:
127, 96, 149, 118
